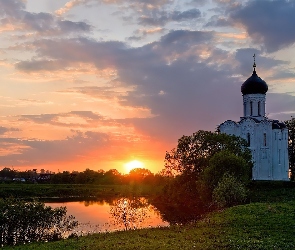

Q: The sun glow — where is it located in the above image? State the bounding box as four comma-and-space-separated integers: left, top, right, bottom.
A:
124, 160, 144, 173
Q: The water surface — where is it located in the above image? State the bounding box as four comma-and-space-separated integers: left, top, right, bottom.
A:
47, 197, 169, 234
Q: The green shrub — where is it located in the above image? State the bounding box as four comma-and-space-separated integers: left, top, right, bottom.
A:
203, 150, 252, 191
212, 173, 248, 208
0, 198, 78, 246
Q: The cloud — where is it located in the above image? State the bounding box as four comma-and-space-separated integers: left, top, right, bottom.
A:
267, 93, 295, 120
139, 8, 201, 26
55, 0, 93, 16
0, 0, 92, 36
186, 0, 207, 7
128, 27, 165, 41
235, 48, 288, 76
0, 126, 20, 135
0, 131, 110, 167
230, 0, 295, 52
205, 15, 232, 27
19, 111, 110, 128
12, 28, 295, 147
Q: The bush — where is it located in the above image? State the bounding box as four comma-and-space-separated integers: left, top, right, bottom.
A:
203, 150, 252, 191
0, 198, 78, 246
212, 173, 248, 208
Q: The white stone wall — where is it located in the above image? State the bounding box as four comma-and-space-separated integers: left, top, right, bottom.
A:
219, 118, 289, 181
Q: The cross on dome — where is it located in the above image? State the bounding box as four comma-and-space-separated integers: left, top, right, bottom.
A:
253, 54, 256, 72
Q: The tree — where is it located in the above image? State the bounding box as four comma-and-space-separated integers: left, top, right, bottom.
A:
203, 150, 252, 191
285, 117, 295, 180
128, 168, 153, 183
164, 130, 252, 178
0, 198, 78, 246
160, 130, 252, 214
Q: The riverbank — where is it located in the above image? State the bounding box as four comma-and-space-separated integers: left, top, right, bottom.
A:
3, 181, 295, 249
0, 183, 160, 200
5, 200, 295, 250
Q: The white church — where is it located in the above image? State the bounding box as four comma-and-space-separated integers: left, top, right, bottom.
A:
218, 56, 289, 181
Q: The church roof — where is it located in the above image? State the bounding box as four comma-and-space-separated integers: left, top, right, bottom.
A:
241, 69, 268, 95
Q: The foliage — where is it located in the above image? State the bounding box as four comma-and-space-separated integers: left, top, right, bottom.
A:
164, 130, 251, 178
203, 150, 252, 191
0, 167, 166, 186
128, 168, 153, 184
285, 117, 295, 180
160, 130, 252, 214
212, 173, 248, 208
7, 201, 295, 249
0, 198, 78, 246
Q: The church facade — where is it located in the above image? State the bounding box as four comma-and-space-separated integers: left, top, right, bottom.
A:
218, 59, 289, 181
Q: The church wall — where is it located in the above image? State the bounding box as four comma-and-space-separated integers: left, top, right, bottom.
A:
254, 121, 272, 180
219, 119, 289, 181
273, 128, 289, 180
272, 129, 279, 179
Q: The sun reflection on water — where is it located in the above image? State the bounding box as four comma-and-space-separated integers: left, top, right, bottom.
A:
46, 197, 168, 235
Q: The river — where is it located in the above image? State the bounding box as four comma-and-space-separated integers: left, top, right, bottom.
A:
46, 197, 169, 234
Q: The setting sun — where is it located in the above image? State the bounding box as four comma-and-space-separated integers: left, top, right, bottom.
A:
124, 160, 144, 173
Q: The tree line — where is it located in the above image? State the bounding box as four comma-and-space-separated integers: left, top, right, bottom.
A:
0, 167, 166, 185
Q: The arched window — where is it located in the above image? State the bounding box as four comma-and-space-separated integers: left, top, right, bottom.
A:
263, 133, 267, 146
250, 101, 253, 116
247, 133, 251, 147
258, 101, 261, 116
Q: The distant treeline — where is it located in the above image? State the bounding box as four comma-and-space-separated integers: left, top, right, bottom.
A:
0, 167, 167, 185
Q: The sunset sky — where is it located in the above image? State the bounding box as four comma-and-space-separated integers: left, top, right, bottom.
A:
0, 0, 295, 174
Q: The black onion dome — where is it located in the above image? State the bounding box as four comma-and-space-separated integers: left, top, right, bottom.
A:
241, 70, 268, 95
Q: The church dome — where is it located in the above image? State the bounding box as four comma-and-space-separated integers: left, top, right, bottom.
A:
241, 70, 268, 95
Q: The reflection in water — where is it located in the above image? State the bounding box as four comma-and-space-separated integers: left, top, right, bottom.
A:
46, 197, 168, 235
110, 197, 150, 230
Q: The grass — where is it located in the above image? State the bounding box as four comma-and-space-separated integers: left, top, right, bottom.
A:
0, 183, 160, 200
3, 181, 295, 249
4, 201, 295, 249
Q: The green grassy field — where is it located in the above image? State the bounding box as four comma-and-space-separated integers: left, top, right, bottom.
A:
3, 181, 295, 249
4, 201, 295, 250
0, 183, 160, 200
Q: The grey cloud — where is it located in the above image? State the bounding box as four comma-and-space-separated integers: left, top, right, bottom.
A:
0, 127, 9, 135
171, 9, 201, 21
139, 8, 201, 26
186, 0, 206, 7
23, 12, 54, 31
0, 126, 20, 135
230, 0, 295, 52
235, 48, 288, 77
16, 60, 67, 72
20, 114, 58, 124
0, 0, 25, 16
58, 20, 92, 33
0, 0, 91, 35
267, 93, 295, 120
19, 111, 107, 127
0, 131, 110, 167
14, 29, 295, 144
160, 29, 212, 45
205, 15, 232, 27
